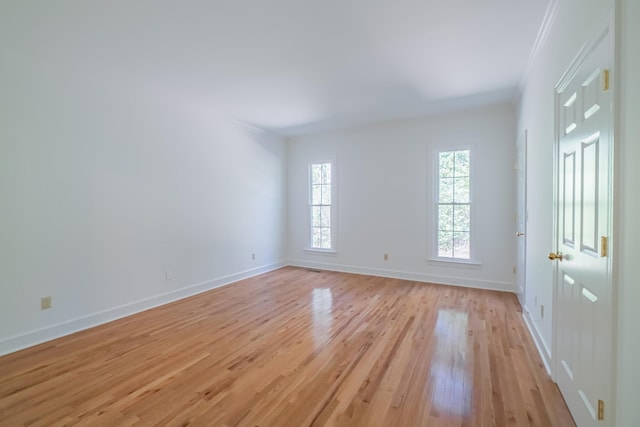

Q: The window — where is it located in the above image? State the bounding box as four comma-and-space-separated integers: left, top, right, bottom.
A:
436, 149, 471, 259
309, 162, 334, 250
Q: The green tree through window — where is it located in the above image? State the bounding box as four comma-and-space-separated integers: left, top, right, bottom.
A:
437, 150, 471, 259
310, 162, 332, 249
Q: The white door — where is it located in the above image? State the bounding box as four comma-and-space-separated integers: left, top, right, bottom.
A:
516, 130, 527, 294
553, 25, 614, 426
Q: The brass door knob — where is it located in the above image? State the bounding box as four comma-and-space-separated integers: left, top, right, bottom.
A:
548, 252, 564, 261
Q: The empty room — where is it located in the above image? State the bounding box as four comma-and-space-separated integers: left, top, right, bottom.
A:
0, 1, 638, 426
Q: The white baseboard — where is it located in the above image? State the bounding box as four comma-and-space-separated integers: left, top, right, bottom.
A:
0, 262, 286, 356
522, 308, 553, 376
287, 259, 515, 292
0, 260, 516, 356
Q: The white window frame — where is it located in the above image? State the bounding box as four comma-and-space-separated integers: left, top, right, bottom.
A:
429, 146, 479, 265
306, 159, 337, 253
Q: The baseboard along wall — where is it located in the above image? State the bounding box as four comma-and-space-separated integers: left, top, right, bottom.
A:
0, 262, 287, 356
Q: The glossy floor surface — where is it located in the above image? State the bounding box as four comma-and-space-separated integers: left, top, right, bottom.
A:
0, 267, 575, 426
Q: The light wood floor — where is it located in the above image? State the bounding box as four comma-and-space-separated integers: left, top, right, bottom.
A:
0, 267, 575, 426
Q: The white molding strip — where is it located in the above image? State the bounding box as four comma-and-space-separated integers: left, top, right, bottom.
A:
232, 119, 280, 137
522, 309, 553, 376
1, 260, 518, 356
520, 0, 560, 91
0, 262, 286, 356
287, 259, 515, 293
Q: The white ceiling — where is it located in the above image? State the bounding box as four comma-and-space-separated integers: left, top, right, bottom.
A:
0, 1, 551, 136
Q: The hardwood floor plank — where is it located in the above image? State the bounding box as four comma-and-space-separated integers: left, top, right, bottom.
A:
0, 267, 575, 426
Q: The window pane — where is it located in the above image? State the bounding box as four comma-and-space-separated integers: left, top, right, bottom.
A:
439, 178, 453, 203
312, 227, 322, 248
320, 228, 331, 248
438, 230, 453, 257
439, 152, 454, 177
320, 206, 331, 227
455, 150, 470, 176
322, 163, 331, 184
454, 177, 469, 203
312, 164, 322, 184
453, 232, 470, 259
438, 205, 453, 231
311, 206, 321, 227
454, 205, 470, 232
321, 184, 331, 205
312, 185, 322, 204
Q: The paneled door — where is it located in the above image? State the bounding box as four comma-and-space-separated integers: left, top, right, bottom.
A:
553, 23, 614, 427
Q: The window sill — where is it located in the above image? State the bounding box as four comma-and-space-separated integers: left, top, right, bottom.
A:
427, 258, 482, 268
304, 248, 338, 256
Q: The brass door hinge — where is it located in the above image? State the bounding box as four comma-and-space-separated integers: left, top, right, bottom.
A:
602, 69, 610, 91
601, 236, 608, 257
598, 399, 604, 420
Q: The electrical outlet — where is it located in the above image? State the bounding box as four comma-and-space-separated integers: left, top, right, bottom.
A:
513, 266, 517, 274
540, 304, 544, 318
165, 271, 173, 281
384, 253, 389, 261
251, 253, 256, 260
41, 296, 52, 310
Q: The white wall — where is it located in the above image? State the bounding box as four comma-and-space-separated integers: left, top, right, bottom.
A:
0, 48, 287, 355
287, 104, 516, 291
519, 0, 640, 424
615, 0, 640, 424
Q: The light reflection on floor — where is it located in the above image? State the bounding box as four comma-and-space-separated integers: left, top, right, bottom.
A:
429, 309, 471, 417
312, 288, 333, 350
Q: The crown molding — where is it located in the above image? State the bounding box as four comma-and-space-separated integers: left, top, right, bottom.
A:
519, 0, 561, 91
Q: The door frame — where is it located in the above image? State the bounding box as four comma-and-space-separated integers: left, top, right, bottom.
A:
551, 9, 616, 422
516, 130, 528, 298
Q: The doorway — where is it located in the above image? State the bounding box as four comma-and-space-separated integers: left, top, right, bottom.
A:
552, 18, 615, 427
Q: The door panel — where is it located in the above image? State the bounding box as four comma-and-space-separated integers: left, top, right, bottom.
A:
554, 25, 613, 427
580, 136, 599, 254
563, 151, 576, 245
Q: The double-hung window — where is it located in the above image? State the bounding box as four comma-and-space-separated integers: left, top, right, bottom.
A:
436, 149, 471, 260
309, 162, 334, 251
